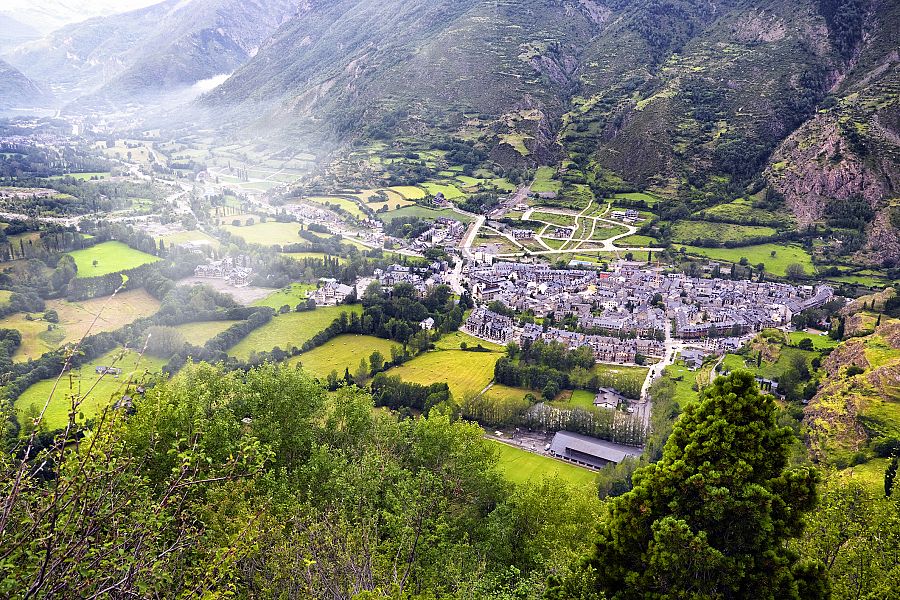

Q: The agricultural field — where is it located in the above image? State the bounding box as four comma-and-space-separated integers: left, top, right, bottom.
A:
174, 320, 240, 346
288, 334, 401, 379
229, 305, 363, 360
68, 241, 161, 278
680, 243, 815, 277
156, 230, 220, 249
385, 346, 502, 399
0, 289, 161, 361
490, 440, 597, 489
14, 348, 167, 431
222, 221, 304, 246
670, 221, 777, 245
389, 186, 426, 200
377, 205, 473, 224
252, 283, 316, 309
421, 182, 465, 200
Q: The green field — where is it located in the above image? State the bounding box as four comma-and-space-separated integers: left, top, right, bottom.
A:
612, 192, 661, 206
174, 321, 240, 346
787, 331, 838, 350
222, 221, 305, 246
68, 242, 160, 278
531, 166, 562, 194
551, 389, 597, 410
434, 330, 505, 352
491, 440, 597, 489
288, 334, 401, 378
378, 205, 473, 224
681, 243, 815, 277
14, 348, 167, 431
385, 346, 502, 399
531, 212, 577, 227
305, 196, 367, 219
389, 186, 426, 200
0, 289, 12, 305
252, 283, 316, 309
617, 234, 661, 247
422, 182, 466, 200
51, 172, 111, 181
156, 230, 220, 248
229, 305, 363, 360
671, 222, 777, 246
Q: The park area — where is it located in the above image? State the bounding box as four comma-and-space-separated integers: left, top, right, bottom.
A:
228, 305, 362, 360
67, 241, 160, 278
14, 348, 167, 431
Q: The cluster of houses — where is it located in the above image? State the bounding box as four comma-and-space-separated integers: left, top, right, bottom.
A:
193, 256, 254, 287
372, 262, 450, 296
405, 217, 465, 253
610, 209, 640, 223
464, 306, 664, 365
461, 262, 834, 366
309, 279, 355, 306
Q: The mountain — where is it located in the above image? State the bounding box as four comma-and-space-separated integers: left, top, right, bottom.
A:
0, 13, 41, 53
0, 58, 52, 110
0, 1, 163, 35
4, 0, 300, 103
203, 0, 899, 264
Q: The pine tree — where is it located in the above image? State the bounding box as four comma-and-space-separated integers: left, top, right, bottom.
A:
549, 371, 827, 600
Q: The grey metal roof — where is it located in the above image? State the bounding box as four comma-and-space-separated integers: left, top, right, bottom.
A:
549, 431, 642, 466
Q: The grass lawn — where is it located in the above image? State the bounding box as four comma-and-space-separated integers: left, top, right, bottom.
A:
662, 363, 701, 406
222, 221, 304, 246
671, 222, 778, 246
252, 283, 316, 310
229, 305, 363, 360
389, 186, 426, 200
531, 212, 577, 227
68, 242, 160, 278
552, 389, 597, 410
681, 243, 814, 277
288, 334, 401, 378
378, 205, 473, 224
51, 172, 111, 181
14, 348, 167, 431
490, 440, 597, 489
483, 384, 532, 404
174, 321, 240, 346
617, 234, 661, 247
385, 347, 502, 399
613, 192, 660, 206
0, 289, 161, 361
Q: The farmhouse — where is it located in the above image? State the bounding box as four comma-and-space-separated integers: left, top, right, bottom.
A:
310, 281, 354, 306
594, 388, 627, 410
549, 431, 642, 468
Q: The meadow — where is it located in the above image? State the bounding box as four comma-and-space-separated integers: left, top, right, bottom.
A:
385, 346, 502, 399
670, 221, 778, 245
252, 283, 316, 309
378, 205, 474, 224
228, 305, 363, 360
174, 321, 240, 346
304, 196, 367, 219
288, 334, 401, 378
388, 186, 426, 200
421, 182, 465, 200
68, 242, 161, 278
222, 221, 303, 246
680, 243, 815, 277
531, 166, 562, 193
490, 440, 597, 489
0, 289, 161, 361
14, 348, 167, 431
281, 252, 350, 264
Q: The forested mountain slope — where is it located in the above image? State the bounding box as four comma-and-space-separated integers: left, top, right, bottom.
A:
0, 59, 51, 110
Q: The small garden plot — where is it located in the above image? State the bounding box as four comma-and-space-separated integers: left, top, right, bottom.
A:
68, 242, 161, 278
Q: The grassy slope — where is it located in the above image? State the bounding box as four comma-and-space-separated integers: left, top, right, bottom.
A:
174, 321, 240, 346
68, 241, 160, 278
288, 334, 401, 378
